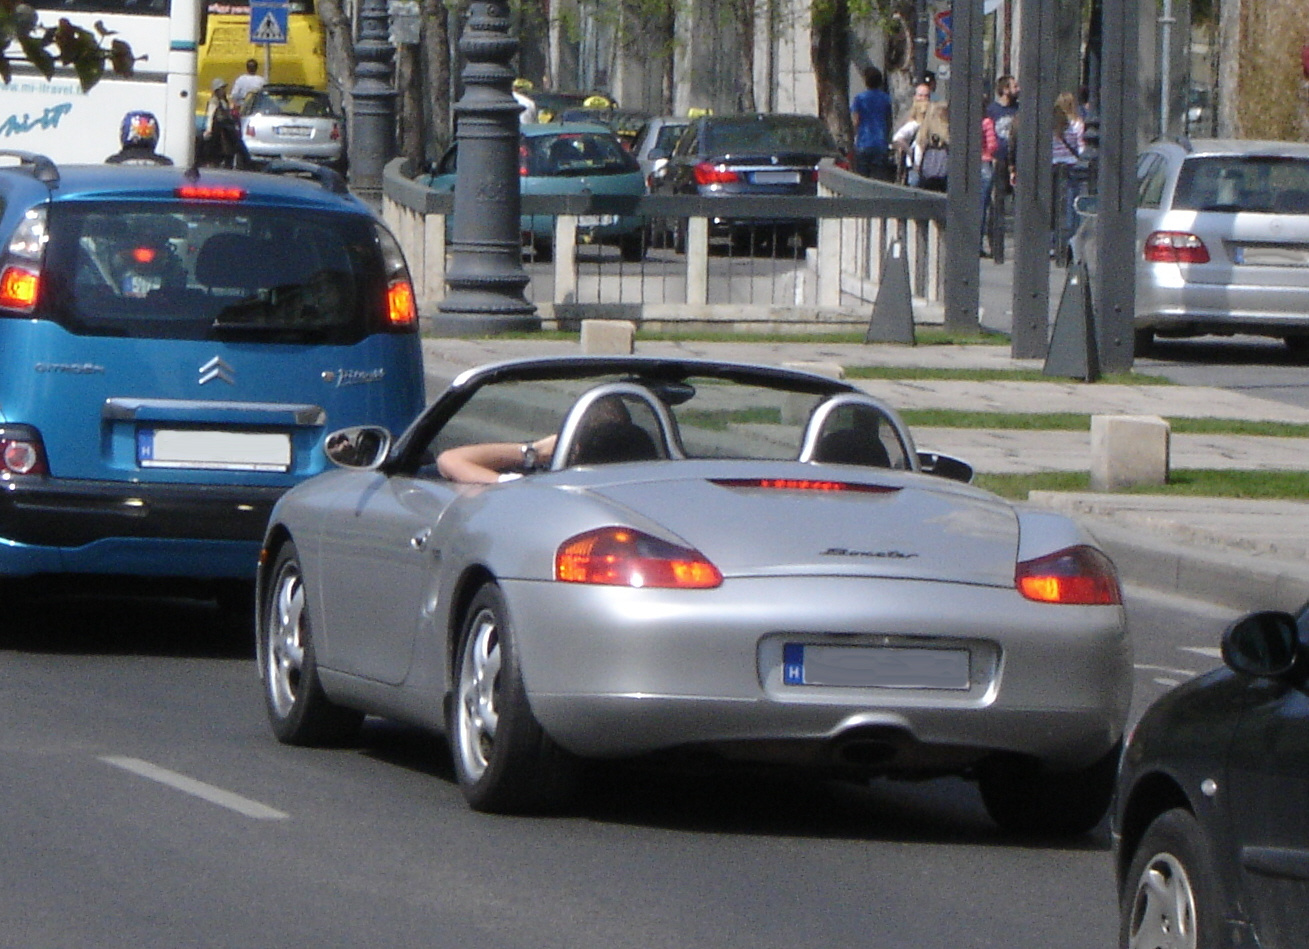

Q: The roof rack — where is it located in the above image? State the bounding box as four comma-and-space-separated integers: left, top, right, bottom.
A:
261, 159, 349, 194
0, 150, 59, 186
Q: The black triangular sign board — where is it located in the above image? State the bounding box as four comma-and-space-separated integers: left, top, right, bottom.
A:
1044, 259, 1100, 381
865, 239, 915, 344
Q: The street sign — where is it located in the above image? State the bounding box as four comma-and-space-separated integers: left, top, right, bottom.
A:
250, 1, 289, 45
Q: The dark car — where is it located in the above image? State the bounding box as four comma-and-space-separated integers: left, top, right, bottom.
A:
649, 112, 846, 250
1115, 604, 1309, 949
0, 154, 424, 603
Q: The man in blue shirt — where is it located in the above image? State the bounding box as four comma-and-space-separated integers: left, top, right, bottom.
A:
851, 65, 894, 181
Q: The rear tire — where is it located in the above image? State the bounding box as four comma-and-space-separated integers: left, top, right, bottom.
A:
451, 583, 577, 813
1120, 809, 1222, 949
260, 541, 363, 746
978, 741, 1120, 837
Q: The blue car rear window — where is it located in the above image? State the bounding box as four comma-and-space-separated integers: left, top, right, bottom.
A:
37, 203, 388, 344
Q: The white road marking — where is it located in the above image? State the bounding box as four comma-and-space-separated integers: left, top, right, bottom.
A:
1179, 646, 1223, 660
1135, 663, 1199, 677
1153, 677, 1180, 687
99, 756, 289, 821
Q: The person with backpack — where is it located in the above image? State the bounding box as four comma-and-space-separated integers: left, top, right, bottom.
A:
914, 100, 950, 192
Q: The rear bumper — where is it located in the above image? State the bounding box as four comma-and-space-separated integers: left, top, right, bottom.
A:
503, 575, 1131, 772
0, 476, 283, 578
1138, 267, 1309, 335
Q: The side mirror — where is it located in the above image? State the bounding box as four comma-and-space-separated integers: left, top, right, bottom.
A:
324, 426, 391, 470
1222, 610, 1303, 679
1073, 194, 1098, 216
917, 450, 973, 483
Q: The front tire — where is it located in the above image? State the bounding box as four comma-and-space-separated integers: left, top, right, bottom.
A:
977, 741, 1120, 837
1120, 809, 1222, 949
260, 541, 363, 746
452, 583, 577, 813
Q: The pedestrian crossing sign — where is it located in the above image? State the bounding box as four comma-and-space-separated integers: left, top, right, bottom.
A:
249, 1, 289, 44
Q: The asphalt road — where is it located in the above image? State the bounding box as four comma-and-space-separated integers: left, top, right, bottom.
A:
0, 583, 1241, 949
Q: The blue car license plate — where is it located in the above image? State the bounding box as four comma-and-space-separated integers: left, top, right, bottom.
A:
783, 643, 970, 690
137, 428, 291, 472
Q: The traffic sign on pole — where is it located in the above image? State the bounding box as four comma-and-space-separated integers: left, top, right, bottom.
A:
250, 2, 289, 45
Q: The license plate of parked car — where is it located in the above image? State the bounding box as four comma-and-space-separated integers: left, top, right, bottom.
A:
275, 126, 313, 139
137, 429, 291, 472
782, 644, 971, 690
751, 171, 801, 185
576, 214, 619, 227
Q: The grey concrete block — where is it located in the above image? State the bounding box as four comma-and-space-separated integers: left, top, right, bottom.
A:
580, 319, 635, 354
1090, 414, 1170, 491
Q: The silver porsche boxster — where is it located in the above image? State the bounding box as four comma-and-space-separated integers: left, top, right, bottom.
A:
256, 356, 1131, 835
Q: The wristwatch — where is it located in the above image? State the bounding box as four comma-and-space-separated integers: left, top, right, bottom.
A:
520, 441, 538, 470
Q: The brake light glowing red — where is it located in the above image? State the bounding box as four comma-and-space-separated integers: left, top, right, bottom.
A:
556, 527, 722, 589
520, 143, 530, 177
694, 162, 741, 186
711, 478, 898, 494
131, 246, 158, 265
1016, 546, 1121, 605
1, 439, 46, 475
0, 266, 39, 309
1143, 231, 1210, 264
175, 185, 247, 201
386, 279, 416, 327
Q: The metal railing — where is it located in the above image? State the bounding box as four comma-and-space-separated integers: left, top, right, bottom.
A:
382, 158, 948, 333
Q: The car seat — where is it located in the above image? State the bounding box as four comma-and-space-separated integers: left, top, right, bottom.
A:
813, 427, 891, 468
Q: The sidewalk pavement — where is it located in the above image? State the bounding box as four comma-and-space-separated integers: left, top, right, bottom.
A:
420, 334, 1309, 614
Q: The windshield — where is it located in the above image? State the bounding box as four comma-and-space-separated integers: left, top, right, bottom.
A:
526, 133, 639, 177
1173, 156, 1309, 213
703, 118, 838, 156
38, 203, 389, 344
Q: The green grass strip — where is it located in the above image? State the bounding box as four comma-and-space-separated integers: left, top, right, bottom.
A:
976, 469, 1309, 501
902, 411, 1309, 438
439, 329, 1010, 346
845, 366, 1173, 384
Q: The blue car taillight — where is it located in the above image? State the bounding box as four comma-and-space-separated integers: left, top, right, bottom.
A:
0, 207, 48, 314
0, 427, 48, 476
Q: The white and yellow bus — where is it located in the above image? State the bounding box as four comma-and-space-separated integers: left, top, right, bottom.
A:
0, 0, 199, 165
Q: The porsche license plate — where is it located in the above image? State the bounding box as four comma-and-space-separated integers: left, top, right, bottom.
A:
138, 428, 291, 472
783, 644, 970, 690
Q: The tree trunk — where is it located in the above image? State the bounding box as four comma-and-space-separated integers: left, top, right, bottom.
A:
812, 0, 853, 154
316, 0, 356, 113
733, 0, 758, 111
421, 0, 453, 162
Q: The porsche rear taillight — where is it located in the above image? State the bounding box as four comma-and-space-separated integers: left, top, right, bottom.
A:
0, 436, 47, 476
1143, 231, 1210, 264
1016, 546, 1121, 605
694, 161, 741, 186
556, 527, 722, 589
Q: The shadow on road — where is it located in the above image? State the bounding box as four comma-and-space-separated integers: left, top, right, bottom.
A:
0, 580, 255, 659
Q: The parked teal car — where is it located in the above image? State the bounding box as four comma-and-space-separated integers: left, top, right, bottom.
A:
423, 123, 647, 262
